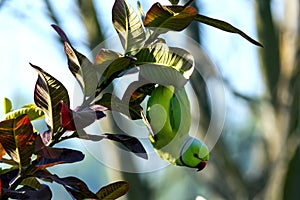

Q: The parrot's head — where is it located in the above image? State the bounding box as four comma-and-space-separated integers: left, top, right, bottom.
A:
178, 137, 209, 171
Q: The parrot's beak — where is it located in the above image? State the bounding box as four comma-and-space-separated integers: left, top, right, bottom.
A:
196, 161, 206, 171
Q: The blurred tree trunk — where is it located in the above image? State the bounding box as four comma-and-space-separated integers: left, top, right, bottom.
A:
255, 0, 300, 199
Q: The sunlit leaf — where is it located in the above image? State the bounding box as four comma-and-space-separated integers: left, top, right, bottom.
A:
52, 24, 98, 98
94, 48, 122, 65
31, 63, 70, 133
35, 135, 84, 168
144, 3, 197, 35
104, 133, 148, 159
3, 97, 12, 115
135, 43, 194, 79
0, 115, 35, 170
4, 104, 44, 121
194, 14, 263, 47
112, 0, 146, 54
97, 181, 130, 200
95, 93, 142, 120
98, 56, 134, 92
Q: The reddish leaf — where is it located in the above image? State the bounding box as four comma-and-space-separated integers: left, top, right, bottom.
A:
59, 102, 106, 131
0, 143, 6, 160
0, 115, 35, 169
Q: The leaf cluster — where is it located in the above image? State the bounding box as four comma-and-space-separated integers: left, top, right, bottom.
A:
0, 0, 262, 199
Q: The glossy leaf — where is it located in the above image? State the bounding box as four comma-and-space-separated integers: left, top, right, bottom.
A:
98, 56, 134, 92
112, 0, 146, 54
194, 14, 263, 47
34, 170, 98, 199
97, 181, 130, 200
144, 3, 197, 34
52, 24, 98, 98
135, 43, 194, 79
0, 115, 35, 169
104, 133, 148, 159
35, 135, 84, 168
95, 93, 142, 120
3, 97, 12, 114
31, 63, 70, 133
4, 104, 44, 121
3, 185, 52, 200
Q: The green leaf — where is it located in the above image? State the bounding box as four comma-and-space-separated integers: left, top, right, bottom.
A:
64, 42, 98, 98
139, 65, 188, 88
194, 14, 263, 47
3, 97, 12, 114
31, 63, 70, 133
169, 0, 179, 5
52, 24, 98, 98
98, 56, 134, 92
112, 0, 146, 54
135, 43, 194, 79
144, 3, 197, 35
21, 177, 42, 190
0, 115, 35, 170
95, 93, 142, 120
4, 104, 44, 121
96, 181, 130, 200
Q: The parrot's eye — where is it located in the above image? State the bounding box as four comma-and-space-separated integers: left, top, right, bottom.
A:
196, 161, 206, 171
193, 153, 200, 159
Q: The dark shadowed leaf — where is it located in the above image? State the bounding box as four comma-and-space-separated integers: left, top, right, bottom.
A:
0, 115, 35, 169
3, 184, 52, 200
52, 24, 98, 98
4, 104, 44, 121
0, 168, 19, 189
135, 43, 194, 80
34, 170, 98, 199
35, 135, 84, 168
31, 64, 70, 133
95, 93, 142, 120
144, 3, 197, 35
96, 181, 130, 200
3, 97, 12, 114
194, 14, 263, 47
104, 133, 148, 159
112, 0, 146, 54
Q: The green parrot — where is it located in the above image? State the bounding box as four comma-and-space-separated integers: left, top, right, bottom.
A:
146, 85, 209, 171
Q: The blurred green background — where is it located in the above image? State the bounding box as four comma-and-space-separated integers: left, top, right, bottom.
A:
0, 0, 299, 199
